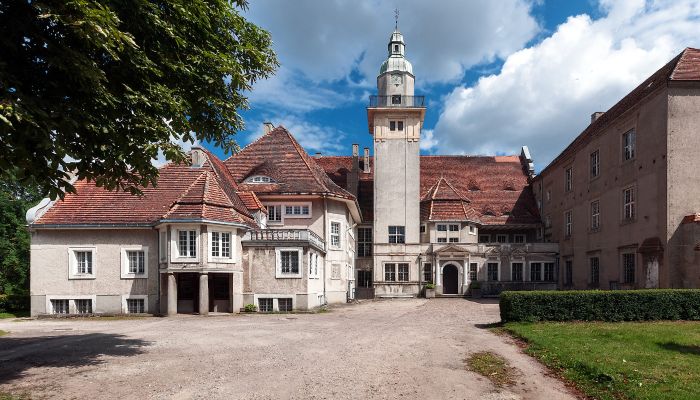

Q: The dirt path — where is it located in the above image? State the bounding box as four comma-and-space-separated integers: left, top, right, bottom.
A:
0, 299, 576, 400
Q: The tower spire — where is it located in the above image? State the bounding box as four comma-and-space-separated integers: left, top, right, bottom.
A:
394, 8, 399, 29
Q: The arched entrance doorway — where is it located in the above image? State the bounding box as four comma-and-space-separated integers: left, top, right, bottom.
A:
443, 264, 459, 294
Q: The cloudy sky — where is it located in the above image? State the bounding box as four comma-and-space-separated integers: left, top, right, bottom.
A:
202, 0, 700, 171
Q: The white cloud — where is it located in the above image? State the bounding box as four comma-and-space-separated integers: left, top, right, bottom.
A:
420, 129, 439, 152
152, 136, 199, 167
244, 115, 348, 155
432, 0, 700, 168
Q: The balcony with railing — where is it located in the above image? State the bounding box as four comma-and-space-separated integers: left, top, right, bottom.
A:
368, 95, 426, 108
242, 229, 325, 252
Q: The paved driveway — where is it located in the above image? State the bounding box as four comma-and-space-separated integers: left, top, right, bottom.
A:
0, 299, 575, 400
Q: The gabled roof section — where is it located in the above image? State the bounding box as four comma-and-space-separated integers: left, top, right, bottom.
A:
422, 177, 469, 202
540, 47, 700, 176
225, 126, 355, 200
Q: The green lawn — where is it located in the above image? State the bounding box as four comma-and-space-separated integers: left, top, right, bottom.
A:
0, 330, 6, 336
0, 310, 29, 319
504, 321, 700, 400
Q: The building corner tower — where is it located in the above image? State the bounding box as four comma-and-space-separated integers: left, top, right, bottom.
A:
367, 27, 426, 296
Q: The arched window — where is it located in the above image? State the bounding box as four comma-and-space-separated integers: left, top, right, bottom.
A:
245, 175, 275, 184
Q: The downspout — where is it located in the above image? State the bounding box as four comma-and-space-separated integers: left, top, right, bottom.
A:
323, 196, 328, 305
156, 227, 161, 315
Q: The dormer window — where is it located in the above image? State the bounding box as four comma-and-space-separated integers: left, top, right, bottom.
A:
394, 44, 399, 52
245, 175, 275, 184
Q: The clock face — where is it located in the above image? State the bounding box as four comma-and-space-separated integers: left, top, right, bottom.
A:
391, 74, 403, 85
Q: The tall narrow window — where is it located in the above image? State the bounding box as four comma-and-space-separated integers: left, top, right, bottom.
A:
357, 228, 372, 257
565, 166, 573, 192
544, 263, 555, 281
398, 263, 409, 282
178, 230, 197, 257
511, 263, 523, 281
211, 232, 220, 257
126, 250, 145, 274
267, 205, 282, 222
469, 263, 478, 281
423, 263, 432, 283
385, 263, 396, 281
590, 257, 600, 285
390, 121, 396, 131
590, 150, 600, 178
159, 231, 167, 262
397, 121, 404, 131
591, 200, 600, 230
530, 262, 542, 281
487, 263, 499, 281
623, 187, 635, 221
565, 210, 573, 237
210, 231, 232, 259
623, 129, 636, 161
388, 226, 405, 244
623, 253, 635, 284
76, 251, 93, 275
330, 222, 341, 248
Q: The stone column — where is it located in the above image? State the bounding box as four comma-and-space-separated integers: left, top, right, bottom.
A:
167, 273, 177, 316
199, 272, 209, 315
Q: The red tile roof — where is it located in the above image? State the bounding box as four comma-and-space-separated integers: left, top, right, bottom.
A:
540, 47, 700, 176
34, 149, 256, 228
315, 156, 374, 221
225, 127, 356, 201
317, 155, 540, 226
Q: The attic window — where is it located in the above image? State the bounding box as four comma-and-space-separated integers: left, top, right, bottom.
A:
245, 175, 275, 184
467, 180, 481, 191
503, 180, 516, 191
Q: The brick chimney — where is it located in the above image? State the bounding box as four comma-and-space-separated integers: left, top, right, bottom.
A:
590, 112, 604, 123
263, 122, 275, 134
363, 147, 370, 173
348, 144, 360, 196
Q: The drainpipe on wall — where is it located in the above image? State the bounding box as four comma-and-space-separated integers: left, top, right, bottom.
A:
156, 227, 161, 315
323, 197, 328, 305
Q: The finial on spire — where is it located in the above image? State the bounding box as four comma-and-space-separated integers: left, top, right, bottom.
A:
394, 8, 399, 29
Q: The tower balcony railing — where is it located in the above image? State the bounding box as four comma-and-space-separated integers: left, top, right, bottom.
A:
369, 95, 425, 108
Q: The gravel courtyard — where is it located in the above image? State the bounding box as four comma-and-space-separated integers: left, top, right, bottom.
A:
0, 299, 576, 400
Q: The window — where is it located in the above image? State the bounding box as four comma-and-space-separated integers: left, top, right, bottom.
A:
267, 205, 282, 222
513, 234, 525, 244
285, 204, 310, 216
565, 260, 573, 286
159, 231, 167, 262
623, 253, 635, 284
449, 238, 459, 243
496, 235, 507, 243
544, 263, 556, 282
210, 231, 232, 259
565, 210, 573, 237
398, 263, 409, 282
546, 190, 551, 202
178, 230, 197, 258
278, 298, 293, 312
565, 166, 573, 192
423, 263, 432, 283
126, 250, 145, 274
330, 222, 341, 248
437, 224, 447, 232
398, 121, 404, 131
487, 263, 499, 281
590, 150, 600, 178
394, 44, 399, 52
591, 200, 600, 230
51, 299, 69, 314
314, 254, 319, 277
74, 299, 92, 314
390, 120, 396, 130
469, 263, 478, 281
530, 263, 542, 281
478, 234, 490, 243
469, 225, 476, 235
357, 228, 372, 257
420, 225, 426, 234
126, 298, 145, 314
392, 95, 402, 105
623, 129, 636, 161
388, 226, 405, 244
276, 248, 302, 278
258, 298, 273, 312
76, 251, 93, 275
437, 238, 447, 243
511, 262, 523, 281
623, 187, 635, 221
385, 264, 396, 281
590, 257, 600, 285
245, 175, 275, 183
449, 224, 459, 232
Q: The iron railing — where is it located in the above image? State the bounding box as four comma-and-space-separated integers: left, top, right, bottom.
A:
242, 229, 325, 250
369, 95, 425, 108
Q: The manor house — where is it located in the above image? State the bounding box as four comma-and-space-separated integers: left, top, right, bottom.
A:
26, 27, 700, 315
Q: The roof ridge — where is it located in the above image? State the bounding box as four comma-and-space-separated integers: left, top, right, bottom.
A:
223, 126, 280, 163
283, 128, 330, 192
161, 171, 207, 219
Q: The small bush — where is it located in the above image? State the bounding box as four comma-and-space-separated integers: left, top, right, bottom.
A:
425, 283, 435, 289
0, 294, 30, 313
469, 281, 481, 289
244, 304, 257, 312
500, 289, 700, 322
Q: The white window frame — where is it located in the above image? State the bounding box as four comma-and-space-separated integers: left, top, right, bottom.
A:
590, 149, 600, 179
170, 226, 200, 262
208, 228, 236, 263
388, 225, 405, 244
266, 204, 283, 224
564, 210, 573, 237
623, 186, 636, 221
384, 263, 397, 282
283, 202, 312, 218
254, 294, 295, 312
565, 166, 573, 192
591, 200, 600, 230
623, 129, 636, 161
468, 262, 478, 281
46, 295, 97, 315
120, 246, 148, 279
330, 220, 342, 249
68, 247, 96, 280
245, 175, 275, 184
122, 295, 148, 314
275, 247, 303, 278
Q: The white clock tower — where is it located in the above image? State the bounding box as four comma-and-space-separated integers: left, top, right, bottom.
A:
367, 26, 426, 296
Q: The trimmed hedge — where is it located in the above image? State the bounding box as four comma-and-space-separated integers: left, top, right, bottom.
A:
499, 289, 700, 322
0, 294, 30, 313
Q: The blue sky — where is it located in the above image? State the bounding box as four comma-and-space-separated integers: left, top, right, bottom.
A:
201, 0, 700, 171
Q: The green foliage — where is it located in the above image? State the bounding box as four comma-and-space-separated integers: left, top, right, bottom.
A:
424, 283, 435, 289
244, 304, 256, 312
0, 294, 30, 313
469, 280, 481, 289
500, 289, 700, 322
0, 0, 278, 199
505, 321, 700, 400
0, 177, 41, 296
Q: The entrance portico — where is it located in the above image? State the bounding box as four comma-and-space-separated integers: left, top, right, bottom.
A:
162, 271, 237, 315
432, 244, 471, 296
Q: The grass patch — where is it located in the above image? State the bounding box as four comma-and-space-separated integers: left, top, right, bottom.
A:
504, 321, 700, 400
465, 351, 517, 387
0, 330, 6, 337
0, 310, 29, 319
0, 392, 30, 400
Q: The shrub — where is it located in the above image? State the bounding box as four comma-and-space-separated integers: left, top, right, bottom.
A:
425, 283, 436, 289
244, 304, 257, 312
469, 281, 481, 289
500, 289, 700, 322
0, 294, 30, 313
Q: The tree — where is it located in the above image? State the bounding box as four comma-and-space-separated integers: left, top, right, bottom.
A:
0, 176, 41, 295
0, 0, 278, 199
